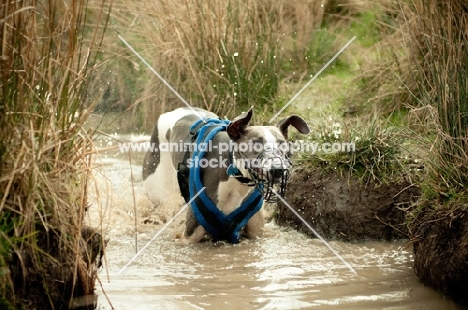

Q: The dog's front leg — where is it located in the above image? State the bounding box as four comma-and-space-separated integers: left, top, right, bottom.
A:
244, 207, 265, 239
181, 226, 206, 244
180, 207, 207, 243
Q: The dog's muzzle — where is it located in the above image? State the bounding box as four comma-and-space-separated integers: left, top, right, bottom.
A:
244, 148, 291, 202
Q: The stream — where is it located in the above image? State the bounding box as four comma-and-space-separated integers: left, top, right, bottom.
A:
86, 132, 464, 310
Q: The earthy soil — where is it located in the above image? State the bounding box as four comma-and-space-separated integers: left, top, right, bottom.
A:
276, 165, 420, 241
11, 227, 104, 310
410, 203, 468, 306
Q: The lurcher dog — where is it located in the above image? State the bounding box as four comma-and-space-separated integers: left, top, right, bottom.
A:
143, 107, 309, 243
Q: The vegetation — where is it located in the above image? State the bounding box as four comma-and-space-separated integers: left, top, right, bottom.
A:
335, 0, 468, 199
296, 114, 405, 184
90, 0, 377, 132
1, 0, 467, 306
359, 0, 468, 204
0, 1, 109, 308
403, 0, 468, 205
356, 1, 468, 303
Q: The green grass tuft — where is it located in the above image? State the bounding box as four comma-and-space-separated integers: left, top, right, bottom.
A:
296, 114, 405, 184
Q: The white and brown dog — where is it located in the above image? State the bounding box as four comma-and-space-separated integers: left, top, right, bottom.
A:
142, 107, 309, 243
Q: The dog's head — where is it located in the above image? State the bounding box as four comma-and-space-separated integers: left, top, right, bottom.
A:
226, 107, 310, 201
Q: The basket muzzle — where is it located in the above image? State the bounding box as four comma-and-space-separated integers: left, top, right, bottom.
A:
242, 148, 291, 202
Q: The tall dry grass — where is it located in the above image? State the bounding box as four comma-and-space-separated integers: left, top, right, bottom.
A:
134, 0, 325, 129
395, 2, 468, 303
358, 0, 468, 200
398, 0, 468, 200
0, 1, 110, 308
91, 0, 369, 132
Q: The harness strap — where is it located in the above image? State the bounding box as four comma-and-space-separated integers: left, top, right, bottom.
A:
177, 155, 191, 203
227, 149, 256, 185
176, 118, 263, 243
192, 184, 263, 243
177, 120, 207, 203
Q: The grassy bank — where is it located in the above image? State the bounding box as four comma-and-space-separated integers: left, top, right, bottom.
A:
296, 113, 407, 184
0, 1, 109, 308
353, 0, 468, 208
346, 0, 468, 304
400, 0, 467, 303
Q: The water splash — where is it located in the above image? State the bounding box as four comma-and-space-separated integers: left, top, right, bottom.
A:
117, 187, 206, 276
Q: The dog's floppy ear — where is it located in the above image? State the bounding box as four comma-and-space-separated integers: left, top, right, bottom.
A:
276, 115, 310, 139
227, 107, 253, 140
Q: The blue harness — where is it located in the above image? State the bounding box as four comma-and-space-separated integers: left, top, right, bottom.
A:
178, 118, 264, 244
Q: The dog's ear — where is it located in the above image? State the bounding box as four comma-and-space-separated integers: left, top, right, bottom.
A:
276, 115, 310, 139
227, 107, 253, 140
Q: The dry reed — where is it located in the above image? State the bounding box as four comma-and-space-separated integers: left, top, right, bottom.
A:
356, 0, 467, 199
90, 0, 368, 131
0, 0, 110, 308
400, 0, 468, 200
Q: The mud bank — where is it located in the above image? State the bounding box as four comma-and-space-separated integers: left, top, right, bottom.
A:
410, 203, 468, 306
276, 165, 419, 241
10, 227, 104, 310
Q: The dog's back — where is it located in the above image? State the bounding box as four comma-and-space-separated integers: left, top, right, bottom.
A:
143, 108, 217, 206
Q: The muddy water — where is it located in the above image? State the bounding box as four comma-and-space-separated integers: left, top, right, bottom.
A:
87, 133, 464, 310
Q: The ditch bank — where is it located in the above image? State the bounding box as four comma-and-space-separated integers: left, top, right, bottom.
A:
410, 203, 468, 305
276, 165, 419, 241
8, 227, 104, 310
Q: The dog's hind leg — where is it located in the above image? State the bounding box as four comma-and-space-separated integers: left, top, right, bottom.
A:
244, 207, 265, 239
